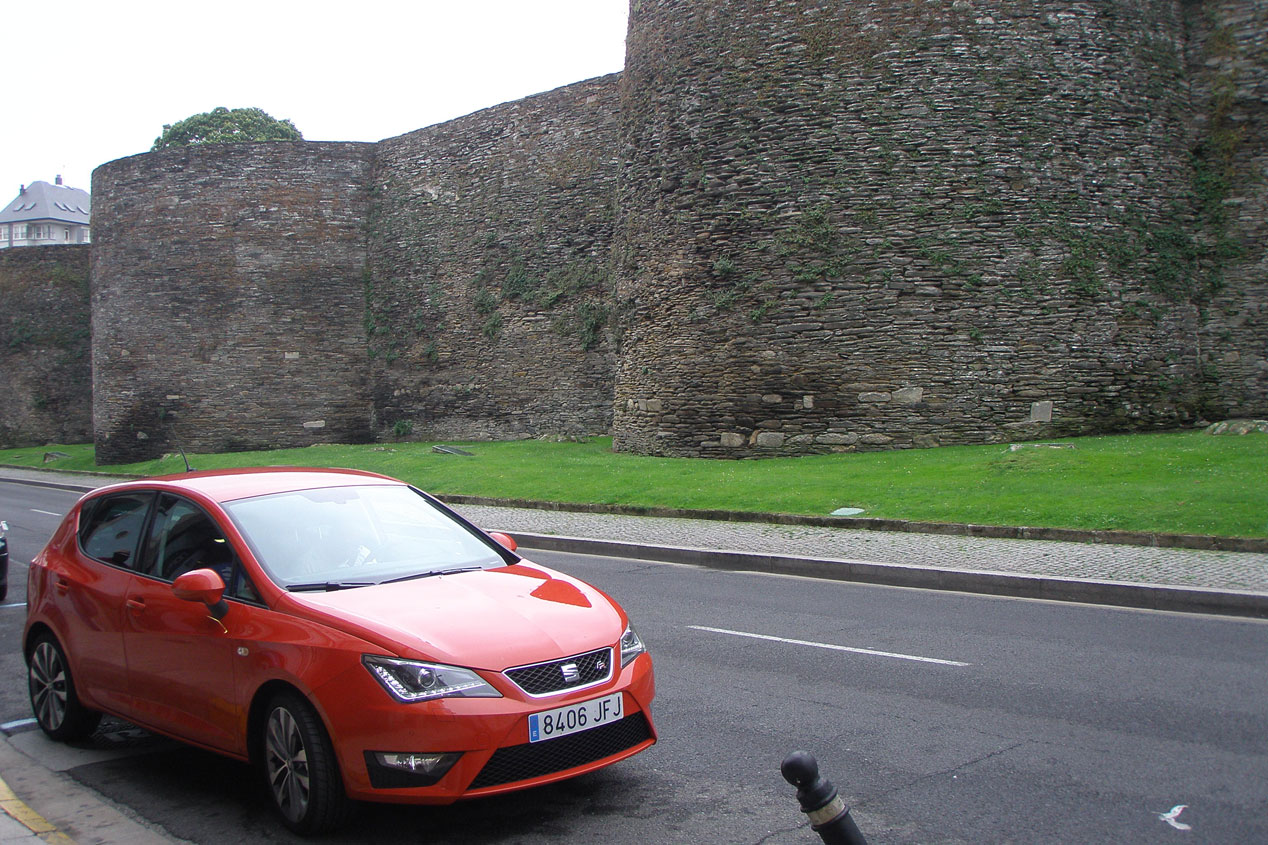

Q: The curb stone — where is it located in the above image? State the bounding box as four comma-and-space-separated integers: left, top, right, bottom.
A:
508, 533, 1268, 619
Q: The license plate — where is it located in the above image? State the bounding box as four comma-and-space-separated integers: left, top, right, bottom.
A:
528, 693, 623, 743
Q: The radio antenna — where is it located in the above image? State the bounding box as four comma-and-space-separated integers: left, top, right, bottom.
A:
173, 440, 195, 473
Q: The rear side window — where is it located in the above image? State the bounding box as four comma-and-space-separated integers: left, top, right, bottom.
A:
79, 493, 153, 568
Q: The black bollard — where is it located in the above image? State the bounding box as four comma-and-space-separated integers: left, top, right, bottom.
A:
781, 751, 868, 845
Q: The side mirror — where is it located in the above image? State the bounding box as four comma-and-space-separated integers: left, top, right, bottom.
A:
172, 568, 229, 620
489, 532, 517, 552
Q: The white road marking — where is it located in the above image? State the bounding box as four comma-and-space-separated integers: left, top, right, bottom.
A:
1, 718, 37, 732
1158, 804, 1192, 831
688, 625, 970, 666
32, 509, 61, 517
1, 603, 28, 610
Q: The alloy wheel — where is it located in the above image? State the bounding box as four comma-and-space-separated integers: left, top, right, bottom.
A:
29, 641, 67, 732
265, 705, 311, 824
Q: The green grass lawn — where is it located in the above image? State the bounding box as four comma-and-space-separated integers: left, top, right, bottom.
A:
2, 432, 1265, 538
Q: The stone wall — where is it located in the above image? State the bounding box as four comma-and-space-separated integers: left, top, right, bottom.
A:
0, 245, 91, 447
77, 0, 1266, 463
366, 75, 621, 441
91, 142, 375, 463
612, 0, 1268, 456
1191, 0, 1268, 419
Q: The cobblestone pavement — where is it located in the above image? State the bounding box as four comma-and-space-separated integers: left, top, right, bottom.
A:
455, 504, 1268, 594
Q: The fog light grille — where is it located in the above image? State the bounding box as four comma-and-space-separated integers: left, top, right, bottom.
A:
468, 712, 652, 790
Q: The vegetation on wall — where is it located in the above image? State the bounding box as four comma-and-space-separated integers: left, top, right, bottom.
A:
0, 250, 94, 448
4, 320, 89, 353
1, 261, 90, 351
470, 250, 611, 349
151, 107, 302, 150
1179, 19, 1247, 303
693, 6, 1248, 319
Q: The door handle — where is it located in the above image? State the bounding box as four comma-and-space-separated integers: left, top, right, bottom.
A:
126, 598, 146, 613
55, 578, 70, 595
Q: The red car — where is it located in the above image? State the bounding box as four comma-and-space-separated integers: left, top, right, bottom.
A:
24, 468, 655, 833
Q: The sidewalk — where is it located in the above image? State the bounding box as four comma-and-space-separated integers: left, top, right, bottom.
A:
0, 782, 68, 845
456, 504, 1268, 617
4, 465, 1267, 616
458, 503, 1268, 592
0, 728, 175, 845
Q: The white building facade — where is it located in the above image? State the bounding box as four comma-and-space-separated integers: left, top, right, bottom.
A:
0, 176, 90, 248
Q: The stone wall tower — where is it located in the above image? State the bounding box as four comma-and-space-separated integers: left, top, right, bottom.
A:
92, 143, 375, 462
612, 0, 1265, 456
79, 1, 1266, 463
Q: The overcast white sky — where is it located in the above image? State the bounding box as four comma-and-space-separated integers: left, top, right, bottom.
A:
3, 0, 629, 202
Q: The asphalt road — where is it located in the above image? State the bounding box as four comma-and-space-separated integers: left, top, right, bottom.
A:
2, 482, 1266, 843
0, 482, 76, 716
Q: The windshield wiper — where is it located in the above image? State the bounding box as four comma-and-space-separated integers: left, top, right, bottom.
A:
379, 566, 482, 585
286, 581, 377, 592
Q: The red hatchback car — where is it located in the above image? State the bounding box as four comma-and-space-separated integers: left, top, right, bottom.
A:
24, 468, 655, 833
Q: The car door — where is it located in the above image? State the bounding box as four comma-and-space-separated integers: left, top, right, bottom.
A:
63, 491, 154, 715
122, 494, 243, 752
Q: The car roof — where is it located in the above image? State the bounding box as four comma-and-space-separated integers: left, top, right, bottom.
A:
99, 466, 403, 504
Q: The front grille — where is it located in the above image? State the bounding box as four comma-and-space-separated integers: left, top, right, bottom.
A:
468, 712, 652, 790
504, 647, 613, 696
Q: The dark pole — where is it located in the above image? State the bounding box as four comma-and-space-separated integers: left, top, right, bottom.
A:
781, 751, 868, 845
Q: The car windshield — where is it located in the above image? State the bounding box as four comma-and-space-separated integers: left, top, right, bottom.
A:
222, 484, 507, 590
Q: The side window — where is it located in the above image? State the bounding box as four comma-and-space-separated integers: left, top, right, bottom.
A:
229, 568, 261, 604
79, 493, 153, 568
144, 495, 261, 603
145, 495, 232, 581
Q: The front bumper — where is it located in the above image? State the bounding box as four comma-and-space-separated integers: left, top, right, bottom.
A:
318, 653, 656, 804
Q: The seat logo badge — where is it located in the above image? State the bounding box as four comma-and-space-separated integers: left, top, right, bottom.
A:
561, 662, 580, 683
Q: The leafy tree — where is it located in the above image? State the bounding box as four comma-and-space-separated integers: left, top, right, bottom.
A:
151, 107, 302, 151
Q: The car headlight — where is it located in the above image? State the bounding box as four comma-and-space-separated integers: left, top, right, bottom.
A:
362, 655, 502, 703
619, 624, 647, 668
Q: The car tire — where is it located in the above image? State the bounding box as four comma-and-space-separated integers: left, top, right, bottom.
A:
261, 691, 353, 834
27, 633, 102, 741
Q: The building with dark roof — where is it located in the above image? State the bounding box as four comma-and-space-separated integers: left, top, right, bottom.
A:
0, 176, 90, 248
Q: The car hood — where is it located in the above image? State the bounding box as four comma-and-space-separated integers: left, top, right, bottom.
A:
284, 563, 624, 670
